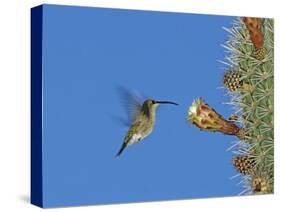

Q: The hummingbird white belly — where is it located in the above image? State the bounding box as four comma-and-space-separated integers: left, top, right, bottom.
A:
128, 133, 143, 145
128, 126, 154, 145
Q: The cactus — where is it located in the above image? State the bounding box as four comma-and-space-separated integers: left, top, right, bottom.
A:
187, 17, 273, 195
222, 17, 274, 194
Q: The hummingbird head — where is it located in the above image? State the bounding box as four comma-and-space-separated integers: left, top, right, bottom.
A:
141, 99, 178, 118
145, 99, 178, 108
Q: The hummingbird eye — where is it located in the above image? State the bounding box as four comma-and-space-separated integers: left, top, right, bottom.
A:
152, 100, 156, 104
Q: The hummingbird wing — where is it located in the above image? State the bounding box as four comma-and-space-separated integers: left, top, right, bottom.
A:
117, 86, 143, 124
140, 101, 151, 119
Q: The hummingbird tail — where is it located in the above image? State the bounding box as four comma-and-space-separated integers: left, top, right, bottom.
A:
115, 142, 127, 157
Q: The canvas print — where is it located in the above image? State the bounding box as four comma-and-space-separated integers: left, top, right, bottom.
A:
31, 4, 274, 208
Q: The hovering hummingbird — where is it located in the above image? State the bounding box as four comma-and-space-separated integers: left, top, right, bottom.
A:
116, 89, 178, 157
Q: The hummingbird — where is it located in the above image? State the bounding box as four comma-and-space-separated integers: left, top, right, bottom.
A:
116, 91, 178, 157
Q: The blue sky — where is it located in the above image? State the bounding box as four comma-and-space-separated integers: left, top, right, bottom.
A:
41, 4, 240, 207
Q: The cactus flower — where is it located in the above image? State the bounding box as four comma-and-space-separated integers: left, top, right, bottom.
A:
188, 98, 243, 138
243, 17, 266, 60
252, 175, 272, 194
243, 17, 263, 49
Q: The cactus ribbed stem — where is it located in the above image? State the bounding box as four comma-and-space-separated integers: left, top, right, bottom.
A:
223, 17, 274, 194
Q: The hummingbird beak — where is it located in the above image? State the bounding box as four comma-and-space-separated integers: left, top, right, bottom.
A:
155, 100, 179, 105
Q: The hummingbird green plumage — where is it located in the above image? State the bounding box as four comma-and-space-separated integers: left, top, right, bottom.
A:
116, 98, 178, 157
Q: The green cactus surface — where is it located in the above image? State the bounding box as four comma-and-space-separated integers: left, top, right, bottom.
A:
222, 18, 274, 194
